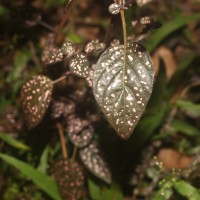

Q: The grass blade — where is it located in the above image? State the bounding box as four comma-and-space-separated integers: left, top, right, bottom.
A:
146, 13, 200, 52
0, 153, 62, 200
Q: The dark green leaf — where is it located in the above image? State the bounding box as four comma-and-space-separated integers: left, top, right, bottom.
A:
0, 153, 62, 200
79, 140, 111, 184
93, 42, 154, 139
0, 133, 30, 151
20, 75, 53, 129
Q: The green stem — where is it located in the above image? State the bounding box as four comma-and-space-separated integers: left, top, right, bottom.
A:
56, 123, 68, 159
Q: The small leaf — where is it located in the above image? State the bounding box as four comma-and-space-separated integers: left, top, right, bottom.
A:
108, 3, 121, 15
20, 75, 53, 129
0, 153, 62, 200
93, 42, 154, 139
79, 140, 111, 184
66, 114, 94, 148
42, 47, 64, 65
68, 126, 94, 148
51, 100, 75, 119
84, 39, 105, 54
69, 53, 89, 78
61, 41, 75, 57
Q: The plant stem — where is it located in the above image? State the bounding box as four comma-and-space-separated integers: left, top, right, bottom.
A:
120, 6, 127, 47
115, 0, 127, 47
38, 21, 55, 32
72, 146, 78, 163
56, 123, 68, 159
52, 75, 67, 85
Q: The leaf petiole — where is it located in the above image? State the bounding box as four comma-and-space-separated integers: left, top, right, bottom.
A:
119, 0, 127, 47
52, 75, 67, 85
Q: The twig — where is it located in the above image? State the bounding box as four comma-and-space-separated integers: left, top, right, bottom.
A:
56, 0, 75, 39
72, 146, 78, 163
56, 123, 68, 159
52, 75, 67, 85
38, 21, 55, 32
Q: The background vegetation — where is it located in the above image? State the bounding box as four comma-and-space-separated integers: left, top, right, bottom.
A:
0, 0, 200, 199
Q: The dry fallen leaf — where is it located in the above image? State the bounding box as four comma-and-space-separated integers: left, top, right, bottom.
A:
157, 148, 193, 170
152, 46, 177, 80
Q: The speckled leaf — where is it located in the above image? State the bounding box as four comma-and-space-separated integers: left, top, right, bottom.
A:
79, 140, 111, 184
68, 126, 94, 148
67, 114, 94, 148
84, 39, 105, 54
42, 47, 64, 65
93, 42, 154, 139
69, 53, 89, 78
61, 41, 75, 57
20, 75, 53, 129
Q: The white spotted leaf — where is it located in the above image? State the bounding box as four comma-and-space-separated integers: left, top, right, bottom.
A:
108, 3, 121, 15
61, 41, 75, 57
93, 42, 154, 139
79, 140, 111, 184
69, 53, 89, 78
20, 75, 53, 129
84, 39, 105, 54
66, 114, 94, 148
